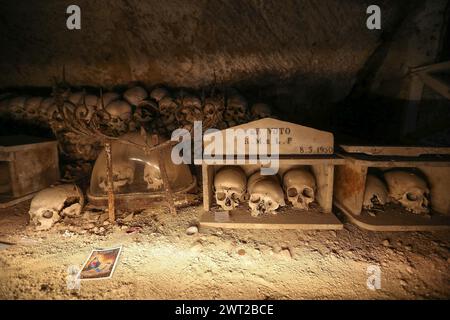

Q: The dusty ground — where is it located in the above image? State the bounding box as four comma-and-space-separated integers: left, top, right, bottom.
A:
0, 200, 449, 300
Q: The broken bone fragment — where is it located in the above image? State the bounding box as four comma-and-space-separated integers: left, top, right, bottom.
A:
384, 170, 430, 214
248, 172, 285, 217
28, 184, 84, 231
363, 174, 388, 210
213, 166, 247, 211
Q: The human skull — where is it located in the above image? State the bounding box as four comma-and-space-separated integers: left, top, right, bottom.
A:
248, 172, 285, 216
176, 95, 203, 130
213, 167, 247, 211
133, 100, 158, 124
251, 103, 272, 120
98, 160, 136, 192
100, 91, 120, 108
123, 86, 148, 106
104, 100, 132, 134
150, 87, 169, 102
143, 162, 164, 191
68, 91, 84, 106
158, 96, 178, 130
39, 97, 55, 122
203, 96, 225, 127
8, 96, 28, 120
282, 168, 316, 210
225, 93, 247, 123
384, 170, 430, 214
363, 174, 388, 209
24, 96, 43, 121
28, 184, 84, 231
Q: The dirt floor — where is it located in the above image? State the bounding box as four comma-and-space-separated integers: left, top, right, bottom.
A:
0, 200, 449, 300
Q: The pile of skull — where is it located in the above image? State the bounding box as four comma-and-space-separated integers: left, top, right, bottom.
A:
0, 86, 275, 161
363, 170, 431, 214
214, 166, 317, 216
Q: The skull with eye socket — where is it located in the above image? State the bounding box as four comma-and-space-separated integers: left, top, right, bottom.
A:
213, 167, 247, 211
363, 174, 389, 210
203, 96, 225, 128
103, 100, 133, 135
282, 168, 316, 210
28, 184, 84, 231
384, 170, 430, 214
225, 93, 248, 125
248, 172, 285, 216
8, 96, 29, 121
23, 96, 44, 122
158, 96, 179, 131
175, 95, 203, 131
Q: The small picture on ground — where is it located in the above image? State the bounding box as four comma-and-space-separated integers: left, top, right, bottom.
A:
79, 246, 122, 280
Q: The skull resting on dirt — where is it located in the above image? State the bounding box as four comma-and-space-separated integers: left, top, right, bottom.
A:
384, 170, 430, 214
363, 174, 388, 210
28, 184, 84, 230
248, 172, 285, 216
282, 168, 316, 210
98, 160, 136, 192
214, 167, 247, 211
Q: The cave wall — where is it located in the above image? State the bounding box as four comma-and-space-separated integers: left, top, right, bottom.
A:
2, 0, 448, 138
0, 1, 411, 96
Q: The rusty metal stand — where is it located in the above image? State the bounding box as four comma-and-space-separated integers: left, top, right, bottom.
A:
104, 141, 116, 222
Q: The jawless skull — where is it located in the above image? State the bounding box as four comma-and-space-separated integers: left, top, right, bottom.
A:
248, 172, 285, 216
24, 96, 43, 121
282, 168, 316, 210
98, 160, 136, 192
158, 96, 178, 130
176, 95, 203, 130
225, 94, 248, 124
29, 184, 84, 231
143, 162, 164, 191
203, 96, 225, 127
384, 170, 430, 214
213, 167, 247, 211
8, 96, 29, 120
150, 87, 169, 102
104, 100, 132, 134
100, 92, 120, 107
123, 86, 148, 106
363, 174, 388, 209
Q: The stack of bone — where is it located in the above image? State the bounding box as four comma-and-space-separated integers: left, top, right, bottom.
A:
0, 86, 274, 161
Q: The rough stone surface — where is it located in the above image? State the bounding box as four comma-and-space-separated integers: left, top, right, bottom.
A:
0, 0, 412, 104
